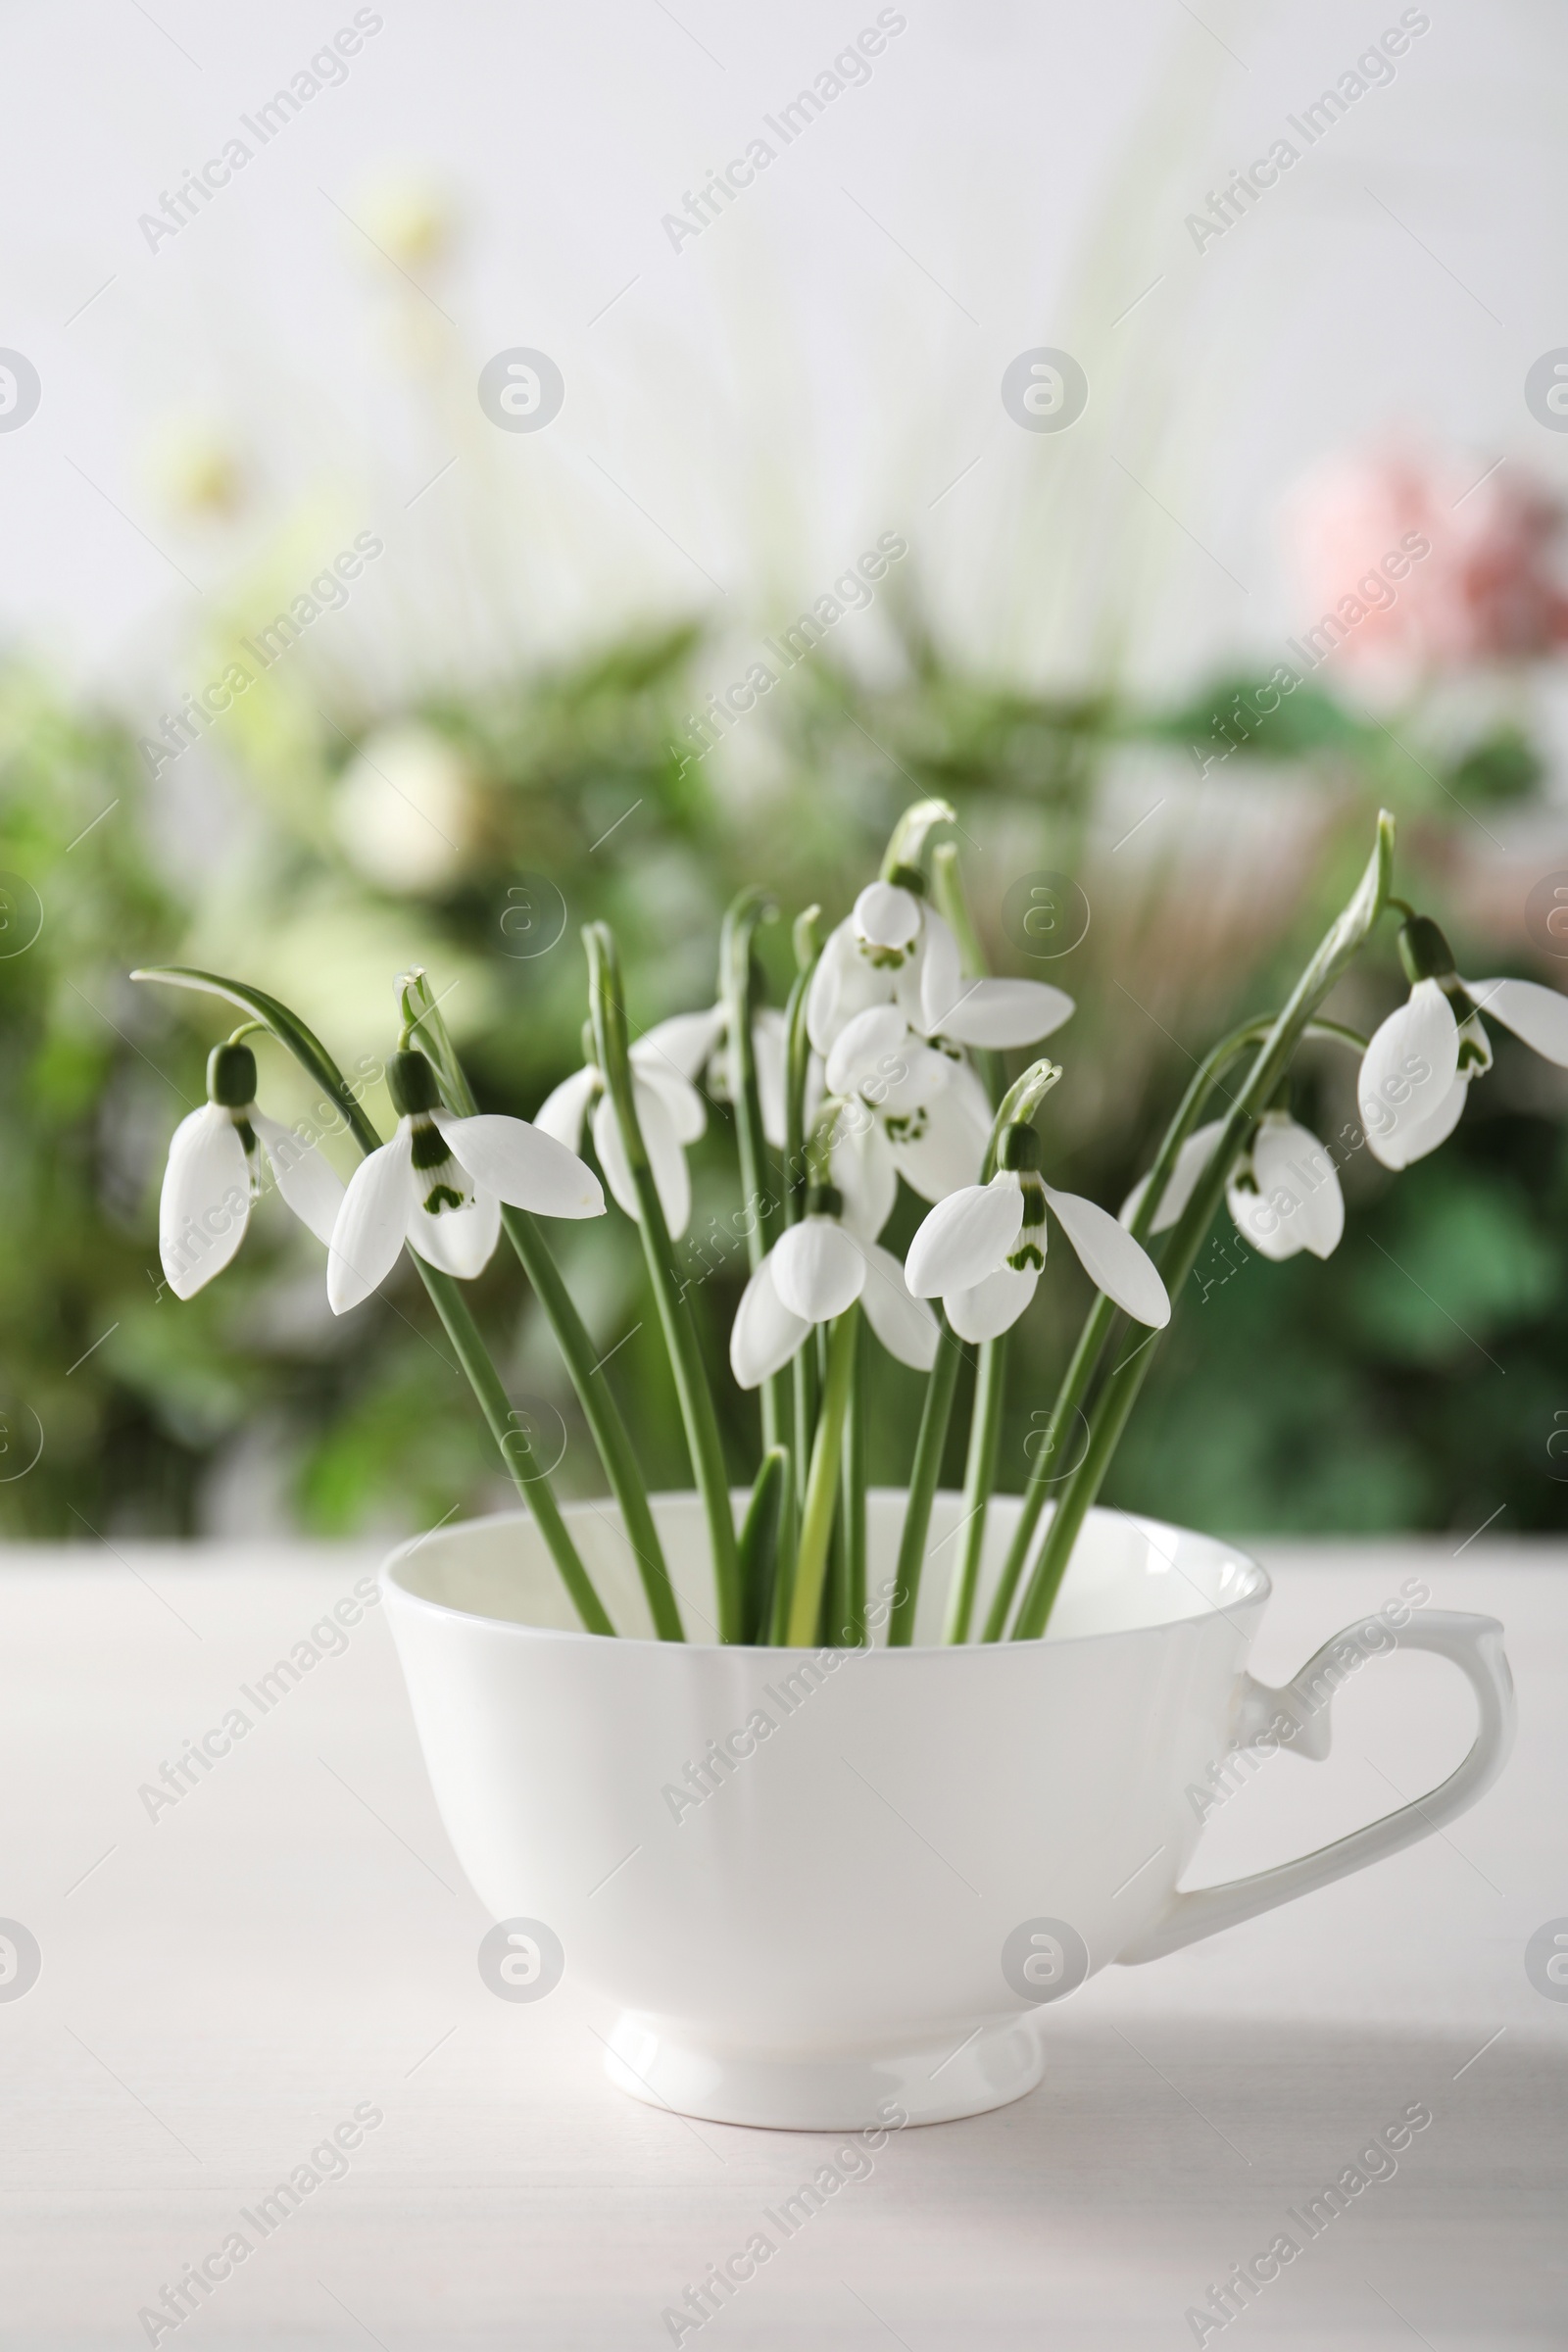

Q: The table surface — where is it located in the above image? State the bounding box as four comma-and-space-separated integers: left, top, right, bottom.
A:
2, 1534, 1564, 2351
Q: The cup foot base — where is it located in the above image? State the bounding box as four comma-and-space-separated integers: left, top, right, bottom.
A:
602, 2012, 1045, 2130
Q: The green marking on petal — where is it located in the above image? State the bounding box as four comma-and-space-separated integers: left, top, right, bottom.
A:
423, 1183, 465, 1215
410, 1118, 450, 1171
1007, 1242, 1045, 1273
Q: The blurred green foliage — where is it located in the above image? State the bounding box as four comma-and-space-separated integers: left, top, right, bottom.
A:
2, 624, 1565, 1546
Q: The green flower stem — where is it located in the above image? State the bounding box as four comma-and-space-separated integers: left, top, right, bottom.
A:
585, 923, 744, 1643
980, 1010, 1369, 1643
785, 1306, 858, 1646
880, 797, 956, 881
885, 1058, 1060, 1650
886, 1311, 962, 1646
840, 1308, 868, 1644
418, 1264, 614, 1635
131, 964, 612, 1634
1008, 811, 1396, 1642
944, 1331, 1007, 1644
398, 973, 682, 1641
720, 889, 783, 1453
931, 842, 1001, 1107
739, 1445, 788, 1644
783, 922, 820, 1515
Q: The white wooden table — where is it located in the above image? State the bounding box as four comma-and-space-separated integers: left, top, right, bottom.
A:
2, 1537, 1564, 2350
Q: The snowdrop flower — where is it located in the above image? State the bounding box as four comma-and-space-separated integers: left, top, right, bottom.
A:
807, 876, 1074, 1058
1121, 1108, 1345, 1261
729, 1187, 938, 1388
1225, 1112, 1345, 1261
160, 1042, 345, 1300
1359, 916, 1568, 1169
328, 1049, 602, 1313
534, 1014, 710, 1239
644, 1002, 791, 1149
906, 1123, 1170, 1343
823, 1005, 994, 1237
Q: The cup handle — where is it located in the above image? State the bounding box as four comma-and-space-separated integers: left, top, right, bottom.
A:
1117, 1610, 1516, 1965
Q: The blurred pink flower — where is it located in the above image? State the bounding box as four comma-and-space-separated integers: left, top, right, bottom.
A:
1286, 447, 1568, 685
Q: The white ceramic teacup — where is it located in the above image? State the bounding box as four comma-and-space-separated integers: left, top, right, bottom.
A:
382, 1490, 1514, 2130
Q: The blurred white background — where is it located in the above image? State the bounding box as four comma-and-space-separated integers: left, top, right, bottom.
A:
1, 0, 1564, 711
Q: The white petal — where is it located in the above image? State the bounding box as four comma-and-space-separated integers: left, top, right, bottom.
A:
636, 1005, 724, 1084
1358, 980, 1459, 1170
945, 1260, 1039, 1343
905, 1181, 1023, 1297
160, 1104, 251, 1299
637, 1079, 693, 1237
1368, 1069, 1470, 1170
252, 1110, 344, 1248
858, 1241, 940, 1369
328, 1128, 416, 1314
1043, 1184, 1170, 1327
854, 880, 921, 951
1249, 1116, 1344, 1259
825, 1004, 909, 1099
407, 1183, 502, 1280
593, 1085, 693, 1238
923, 945, 1076, 1047
916, 910, 963, 1037
1120, 1117, 1229, 1235
889, 1087, 989, 1203
1227, 1166, 1304, 1260
590, 1093, 640, 1222
730, 1256, 809, 1389
533, 1064, 598, 1152
433, 1111, 604, 1219
1465, 977, 1568, 1068
807, 920, 893, 1054
830, 1108, 899, 1242
632, 1056, 708, 1145
771, 1218, 866, 1321
753, 1009, 788, 1149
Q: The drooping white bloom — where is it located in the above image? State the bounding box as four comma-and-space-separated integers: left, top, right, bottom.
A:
807, 878, 1073, 1057
534, 1013, 711, 1240
160, 1042, 345, 1301
652, 1001, 791, 1149
1359, 957, 1568, 1170
906, 1125, 1171, 1342
823, 1005, 993, 1237
328, 1049, 603, 1313
729, 1192, 938, 1388
1120, 1108, 1345, 1262
1224, 1112, 1345, 1261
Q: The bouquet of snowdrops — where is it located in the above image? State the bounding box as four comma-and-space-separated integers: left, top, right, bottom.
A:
136, 799, 1568, 1645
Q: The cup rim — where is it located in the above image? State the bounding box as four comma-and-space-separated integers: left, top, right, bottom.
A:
379, 1490, 1272, 1655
